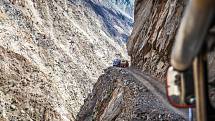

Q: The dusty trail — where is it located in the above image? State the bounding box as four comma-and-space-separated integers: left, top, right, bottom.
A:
127, 68, 189, 120
77, 67, 189, 120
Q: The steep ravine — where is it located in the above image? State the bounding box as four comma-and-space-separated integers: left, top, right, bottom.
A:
0, 0, 133, 120
76, 0, 214, 121
2, 0, 214, 121
76, 1, 189, 120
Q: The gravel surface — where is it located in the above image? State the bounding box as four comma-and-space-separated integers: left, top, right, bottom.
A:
77, 67, 187, 121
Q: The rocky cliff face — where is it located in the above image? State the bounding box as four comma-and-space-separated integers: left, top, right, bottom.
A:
127, 0, 215, 109
0, 0, 133, 120
97, 0, 134, 18
127, 0, 186, 79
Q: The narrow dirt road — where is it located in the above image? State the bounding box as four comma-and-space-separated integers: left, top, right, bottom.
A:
77, 67, 189, 120
127, 68, 189, 120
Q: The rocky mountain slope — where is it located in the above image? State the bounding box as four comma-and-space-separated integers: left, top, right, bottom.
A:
0, 0, 133, 120
97, 0, 134, 18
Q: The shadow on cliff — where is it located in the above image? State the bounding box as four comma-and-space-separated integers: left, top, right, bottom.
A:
85, 0, 133, 43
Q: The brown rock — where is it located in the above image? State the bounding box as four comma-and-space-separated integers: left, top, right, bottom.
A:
127, 0, 186, 79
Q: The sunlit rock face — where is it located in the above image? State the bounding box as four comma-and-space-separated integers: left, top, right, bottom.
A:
127, 0, 186, 79
0, 0, 133, 120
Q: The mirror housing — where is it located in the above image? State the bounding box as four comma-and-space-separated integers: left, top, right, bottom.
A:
166, 67, 195, 108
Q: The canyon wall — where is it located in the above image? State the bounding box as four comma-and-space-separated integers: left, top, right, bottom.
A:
0, 0, 133, 120
127, 0, 186, 79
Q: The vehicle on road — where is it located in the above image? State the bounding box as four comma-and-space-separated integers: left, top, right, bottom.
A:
113, 59, 121, 67
112, 59, 129, 68
120, 60, 129, 68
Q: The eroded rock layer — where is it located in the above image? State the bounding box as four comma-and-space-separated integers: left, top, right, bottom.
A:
127, 0, 186, 79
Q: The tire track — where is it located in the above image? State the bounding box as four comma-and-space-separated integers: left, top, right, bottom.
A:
127, 68, 189, 120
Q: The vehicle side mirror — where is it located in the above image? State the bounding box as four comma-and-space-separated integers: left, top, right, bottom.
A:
166, 67, 195, 108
